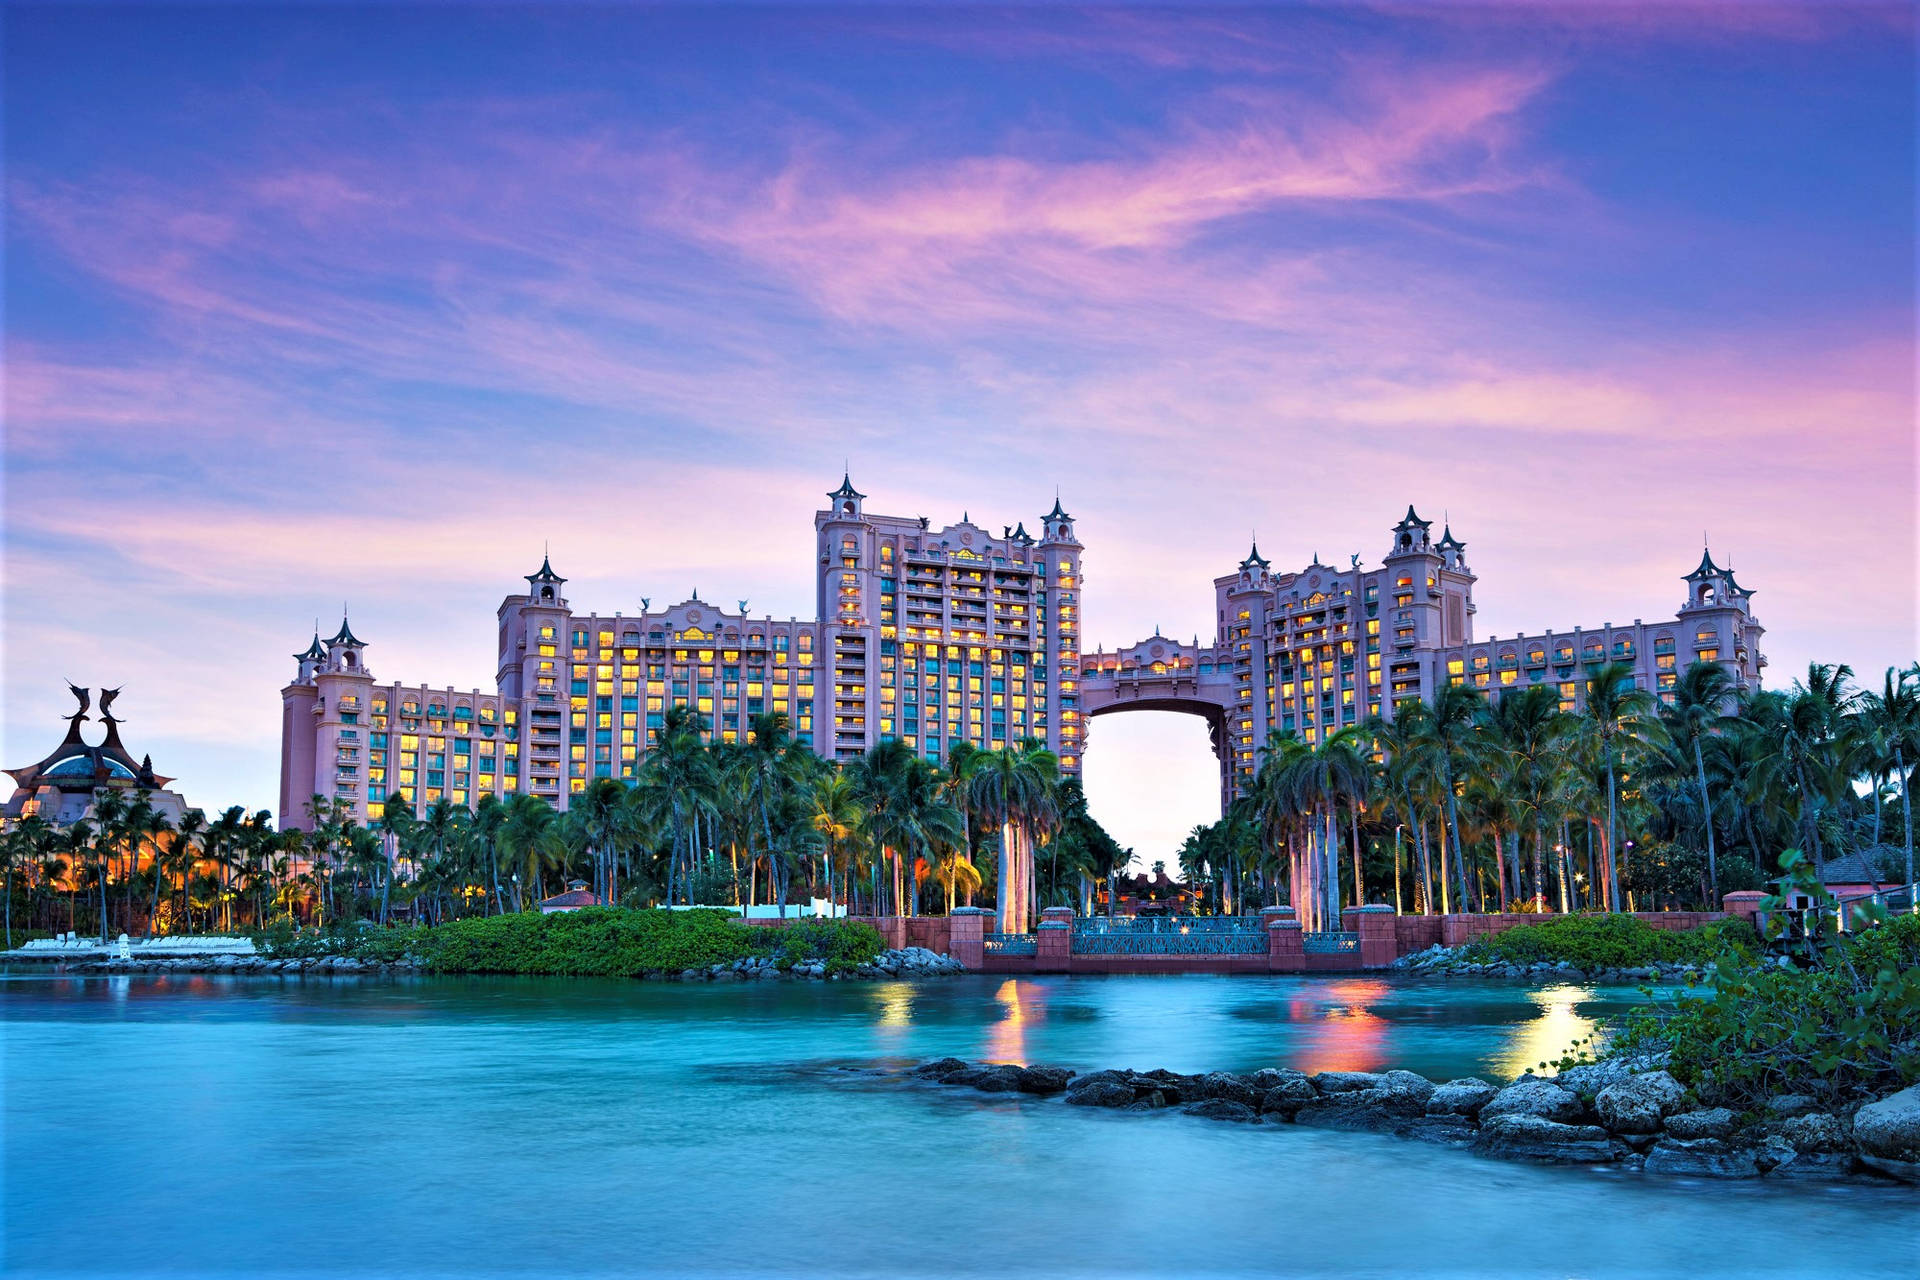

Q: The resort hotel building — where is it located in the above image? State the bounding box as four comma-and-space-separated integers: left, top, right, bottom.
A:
278, 479, 1764, 829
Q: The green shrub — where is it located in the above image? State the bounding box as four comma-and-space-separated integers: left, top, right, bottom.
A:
252, 917, 422, 962
1610, 913, 1920, 1107
744, 918, 885, 972
1459, 913, 1757, 972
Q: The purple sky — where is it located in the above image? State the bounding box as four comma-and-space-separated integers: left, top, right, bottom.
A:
5, 3, 1914, 861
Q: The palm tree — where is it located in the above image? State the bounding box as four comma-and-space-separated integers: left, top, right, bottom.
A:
498, 793, 562, 909
967, 739, 1060, 934
1414, 685, 1485, 914
1854, 667, 1920, 887
566, 777, 632, 906
1661, 661, 1741, 899
805, 770, 864, 911
1582, 662, 1663, 912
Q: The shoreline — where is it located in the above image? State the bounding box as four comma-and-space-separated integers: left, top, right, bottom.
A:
909, 1057, 1920, 1186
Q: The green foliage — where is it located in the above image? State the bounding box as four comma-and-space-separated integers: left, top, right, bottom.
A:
1614, 912, 1920, 1107
408, 908, 884, 977
252, 916, 422, 962
1459, 912, 1757, 971
744, 918, 885, 972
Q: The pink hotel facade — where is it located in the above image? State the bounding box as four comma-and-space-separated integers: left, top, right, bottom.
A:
279, 481, 1764, 829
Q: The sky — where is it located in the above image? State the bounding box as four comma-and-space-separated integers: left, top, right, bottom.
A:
4, 1, 1915, 865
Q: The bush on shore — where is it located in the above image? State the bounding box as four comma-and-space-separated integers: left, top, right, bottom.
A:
254, 908, 886, 976
1608, 906, 1920, 1109
1458, 913, 1756, 972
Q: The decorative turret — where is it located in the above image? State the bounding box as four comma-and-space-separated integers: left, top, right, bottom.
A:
293, 629, 327, 683
1437, 523, 1466, 569
1236, 539, 1271, 590
1682, 546, 1746, 614
828, 472, 865, 518
1388, 505, 1434, 557
1041, 492, 1077, 544
525, 553, 567, 604
324, 611, 370, 677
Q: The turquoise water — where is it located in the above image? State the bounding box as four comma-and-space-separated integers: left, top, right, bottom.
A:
2, 971, 1906, 1279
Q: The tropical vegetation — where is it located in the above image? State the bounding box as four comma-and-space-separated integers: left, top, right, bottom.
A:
1174, 660, 1920, 929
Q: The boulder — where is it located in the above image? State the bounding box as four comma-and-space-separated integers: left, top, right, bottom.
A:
1663, 1108, 1736, 1141
1294, 1084, 1428, 1131
913, 1057, 969, 1079
1553, 1053, 1671, 1098
1853, 1085, 1920, 1163
1773, 1112, 1848, 1154
1766, 1093, 1820, 1118
1016, 1066, 1075, 1096
1644, 1138, 1760, 1179
1311, 1071, 1383, 1094
1064, 1081, 1135, 1108
1198, 1072, 1258, 1108
1594, 1071, 1686, 1135
1426, 1078, 1498, 1119
1480, 1078, 1587, 1125
1125, 1092, 1167, 1112
1378, 1070, 1436, 1103
1248, 1068, 1308, 1093
1258, 1077, 1318, 1118
1065, 1069, 1130, 1094
1473, 1115, 1616, 1163
1860, 1155, 1920, 1184
1182, 1098, 1258, 1123
949, 1064, 1023, 1092
1144, 1071, 1205, 1103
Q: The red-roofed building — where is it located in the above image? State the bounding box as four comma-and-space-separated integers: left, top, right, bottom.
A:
539, 879, 607, 913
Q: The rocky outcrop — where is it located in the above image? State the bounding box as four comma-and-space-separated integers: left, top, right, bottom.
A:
1426, 1078, 1499, 1119
1593, 1071, 1686, 1135
69, 944, 968, 981
1663, 1108, 1735, 1140
908, 1056, 1915, 1186
1474, 1115, 1617, 1163
1480, 1078, 1587, 1125
1853, 1085, 1920, 1182
1394, 943, 1708, 984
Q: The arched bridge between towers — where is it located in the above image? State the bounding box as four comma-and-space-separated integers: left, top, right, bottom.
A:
1078, 635, 1240, 807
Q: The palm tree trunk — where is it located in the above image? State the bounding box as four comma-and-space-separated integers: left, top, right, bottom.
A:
1899, 746, 1914, 890
1605, 754, 1623, 913
1348, 807, 1363, 908
1693, 738, 1719, 901
1418, 817, 1439, 914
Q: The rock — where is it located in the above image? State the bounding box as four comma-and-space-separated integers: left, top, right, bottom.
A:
948, 1064, 1023, 1092
1766, 1093, 1820, 1118
1065, 1069, 1129, 1093
1765, 1152, 1859, 1182
1311, 1071, 1382, 1094
1124, 1092, 1167, 1111
1399, 1116, 1478, 1147
1663, 1108, 1736, 1141
1015, 1066, 1075, 1095
1480, 1078, 1587, 1125
1295, 1083, 1429, 1131
1473, 1115, 1616, 1163
1860, 1155, 1920, 1183
1064, 1081, 1135, 1108
1774, 1112, 1848, 1153
1552, 1053, 1670, 1098
1378, 1070, 1435, 1103
1248, 1068, 1304, 1092
1594, 1071, 1686, 1135
1644, 1138, 1760, 1179
1426, 1078, 1498, 1119
913, 1057, 969, 1079
1853, 1085, 1920, 1163
1198, 1072, 1257, 1108
1258, 1077, 1318, 1118
1182, 1098, 1257, 1123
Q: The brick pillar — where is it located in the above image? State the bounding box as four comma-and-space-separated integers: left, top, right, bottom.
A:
1264, 906, 1304, 973
1721, 891, 1765, 928
1036, 906, 1073, 973
948, 907, 988, 971
1343, 904, 1398, 968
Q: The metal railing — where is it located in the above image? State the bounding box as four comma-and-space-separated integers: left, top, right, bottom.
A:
984, 933, 1038, 956
1302, 931, 1360, 955
1072, 915, 1266, 955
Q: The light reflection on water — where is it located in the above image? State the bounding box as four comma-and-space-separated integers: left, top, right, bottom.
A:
3, 970, 1907, 1279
